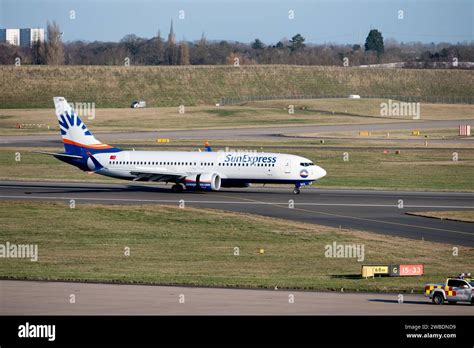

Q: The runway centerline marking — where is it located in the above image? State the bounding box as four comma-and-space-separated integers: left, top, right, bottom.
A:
0, 194, 472, 209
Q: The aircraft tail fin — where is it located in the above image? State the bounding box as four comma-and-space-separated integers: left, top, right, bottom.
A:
53, 97, 121, 156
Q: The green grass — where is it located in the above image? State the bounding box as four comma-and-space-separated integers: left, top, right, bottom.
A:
0, 201, 472, 291
1, 65, 473, 108
204, 109, 244, 117
1, 146, 473, 191
0, 104, 385, 135
407, 211, 474, 223
1, 100, 472, 135
294, 148, 474, 191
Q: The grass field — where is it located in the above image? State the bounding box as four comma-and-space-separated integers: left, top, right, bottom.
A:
407, 211, 474, 223
1, 99, 473, 135
247, 99, 474, 121
0, 103, 384, 135
1, 65, 473, 108
1, 146, 473, 191
0, 201, 472, 292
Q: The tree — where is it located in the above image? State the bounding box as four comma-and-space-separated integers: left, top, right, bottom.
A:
193, 33, 209, 64
120, 34, 142, 55
165, 40, 178, 65
143, 31, 165, 65
31, 41, 44, 64
275, 41, 285, 49
41, 21, 65, 65
251, 38, 265, 50
289, 34, 305, 52
178, 40, 190, 65
364, 29, 384, 55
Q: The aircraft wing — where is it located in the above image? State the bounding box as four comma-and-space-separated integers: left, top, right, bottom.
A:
129, 168, 187, 182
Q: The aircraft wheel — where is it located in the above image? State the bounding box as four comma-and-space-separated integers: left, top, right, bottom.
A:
171, 184, 184, 193
293, 188, 301, 195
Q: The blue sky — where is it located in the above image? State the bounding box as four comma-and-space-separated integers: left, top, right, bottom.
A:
0, 0, 472, 44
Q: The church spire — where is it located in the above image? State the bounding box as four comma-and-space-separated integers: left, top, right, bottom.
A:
168, 19, 175, 44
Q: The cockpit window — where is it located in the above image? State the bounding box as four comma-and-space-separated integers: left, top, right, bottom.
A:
300, 162, 314, 167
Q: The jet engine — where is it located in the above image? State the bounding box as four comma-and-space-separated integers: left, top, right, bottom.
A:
184, 173, 221, 191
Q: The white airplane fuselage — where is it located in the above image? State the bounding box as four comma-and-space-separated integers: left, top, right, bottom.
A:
92, 150, 326, 188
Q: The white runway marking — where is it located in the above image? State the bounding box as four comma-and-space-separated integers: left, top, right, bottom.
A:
0, 194, 472, 209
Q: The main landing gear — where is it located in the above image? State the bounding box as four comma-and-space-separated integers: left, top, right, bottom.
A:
293, 184, 301, 195
171, 184, 184, 193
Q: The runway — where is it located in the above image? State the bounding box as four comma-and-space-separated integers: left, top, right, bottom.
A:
0, 181, 473, 246
1, 119, 473, 147
0, 280, 471, 315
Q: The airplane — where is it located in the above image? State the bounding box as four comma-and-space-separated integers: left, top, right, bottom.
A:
39, 97, 326, 194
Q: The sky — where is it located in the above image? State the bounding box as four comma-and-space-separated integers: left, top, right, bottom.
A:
0, 0, 472, 44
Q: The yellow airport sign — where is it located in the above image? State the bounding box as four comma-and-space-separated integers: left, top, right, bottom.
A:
361, 265, 390, 278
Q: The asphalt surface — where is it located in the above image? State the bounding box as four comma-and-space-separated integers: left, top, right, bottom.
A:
1, 280, 472, 315
1, 181, 473, 246
1, 119, 473, 147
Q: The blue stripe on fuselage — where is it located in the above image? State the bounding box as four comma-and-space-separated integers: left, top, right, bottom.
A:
221, 178, 313, 185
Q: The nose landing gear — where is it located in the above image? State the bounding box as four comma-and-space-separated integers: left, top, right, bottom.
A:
293, 184, 301, 195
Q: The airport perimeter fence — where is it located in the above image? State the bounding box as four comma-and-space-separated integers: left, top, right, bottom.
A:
219, 95, 474, 106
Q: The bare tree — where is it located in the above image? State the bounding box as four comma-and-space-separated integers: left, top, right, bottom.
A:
41, 21, 65, 65
193, 33, 209, 65
179, 40, 190, 65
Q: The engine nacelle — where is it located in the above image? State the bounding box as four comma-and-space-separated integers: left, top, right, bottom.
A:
184, 173, 221, 191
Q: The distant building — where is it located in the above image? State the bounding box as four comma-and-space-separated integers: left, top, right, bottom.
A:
20, 28, 45, 47
5, 29, 20, 45
168, 20, 175, 45
0, 28, 44, 46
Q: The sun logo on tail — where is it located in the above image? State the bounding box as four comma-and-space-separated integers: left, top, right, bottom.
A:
58, 111, 92, 136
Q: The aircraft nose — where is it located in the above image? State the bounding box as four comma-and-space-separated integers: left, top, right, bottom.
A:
315, 166, 327, 179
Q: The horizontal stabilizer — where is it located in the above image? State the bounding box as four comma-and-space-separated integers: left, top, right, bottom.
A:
34, 151, 83, 159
